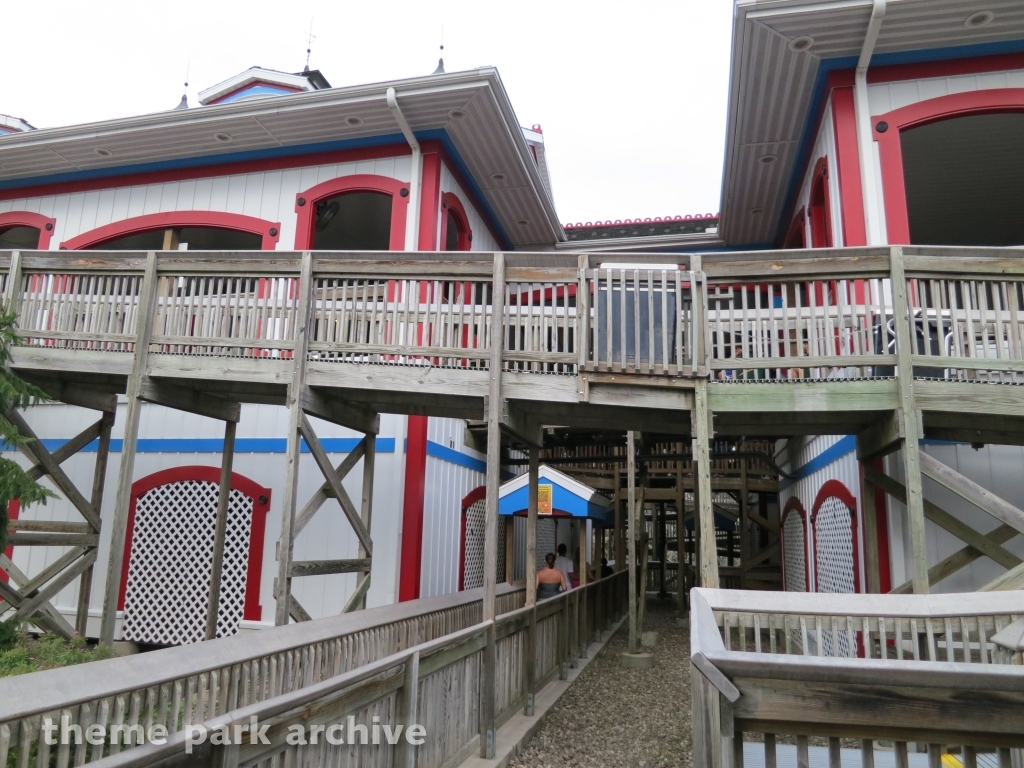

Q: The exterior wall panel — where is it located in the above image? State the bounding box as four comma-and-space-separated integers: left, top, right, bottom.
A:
4, 403, 408, 636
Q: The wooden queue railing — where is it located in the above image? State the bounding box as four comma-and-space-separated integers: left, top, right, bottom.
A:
691, 587, 1024, 768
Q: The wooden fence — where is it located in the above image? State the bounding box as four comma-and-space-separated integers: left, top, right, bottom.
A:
7, 246, 1024, 383
0, 574, 627, 768
691, 587, 1024, 768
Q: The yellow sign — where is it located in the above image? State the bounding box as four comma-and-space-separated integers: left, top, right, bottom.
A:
538, 484, 553, 515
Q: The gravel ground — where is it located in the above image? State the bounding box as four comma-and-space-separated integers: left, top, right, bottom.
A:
509, 597, 693, 768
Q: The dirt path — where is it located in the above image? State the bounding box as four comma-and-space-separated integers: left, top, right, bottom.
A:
509, 598, 693, 768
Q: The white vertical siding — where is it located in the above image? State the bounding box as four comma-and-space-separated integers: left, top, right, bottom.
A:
778, 434, 864, 593
5, 403, 408, 636
792, 96, 844, 247
0, 156, 413, 250
438, 163, 500, 252
418, 417, 485, 598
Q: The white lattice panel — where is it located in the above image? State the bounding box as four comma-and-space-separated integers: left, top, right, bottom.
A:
537, 518, 556, 569
122, 479, 254, 645
814, 495, 856, 656
461, 500, 505, 590
783, 512, 807, 593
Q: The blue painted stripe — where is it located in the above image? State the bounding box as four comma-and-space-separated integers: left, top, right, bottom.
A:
30, 437, 396, 454
778, 435, 968, 490
426, 440, 486, 473
778, 435, 856, 491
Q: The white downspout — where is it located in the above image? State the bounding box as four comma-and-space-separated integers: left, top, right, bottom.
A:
854, 0, 886, 245
387, 87, 422, 251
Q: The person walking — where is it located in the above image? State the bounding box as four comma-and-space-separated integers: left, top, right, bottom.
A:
537, 552, 568, 600
554, 543, 575, 588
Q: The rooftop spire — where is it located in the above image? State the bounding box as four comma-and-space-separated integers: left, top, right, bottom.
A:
432, 26, 445, 75
173, 66, 189, 110
304, 18, 316, 73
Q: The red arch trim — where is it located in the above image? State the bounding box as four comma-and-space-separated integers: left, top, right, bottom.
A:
439, 192, 473, 251
293, 174, 409, 250
458, 485, 487, 591
781, 496, 811, 591
60, 211, 281, 251
874, 88, 1024, 244
810, 479, 860, 594
784, 207, 806, 249
118, 466, 272, 621
808, 157, 833, 249
0, 211, 56, 249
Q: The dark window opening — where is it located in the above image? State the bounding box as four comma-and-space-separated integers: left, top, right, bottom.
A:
902, 112, 1024, 246
88, 227, 261, 250
0, 226, 41, 249
808, 170, 831, 248
445, 210, 461, 251
312, 191, 392, 250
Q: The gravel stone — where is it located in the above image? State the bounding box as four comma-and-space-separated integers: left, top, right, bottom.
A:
509, 598, 692, 768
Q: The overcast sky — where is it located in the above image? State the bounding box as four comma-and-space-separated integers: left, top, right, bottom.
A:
1, 0, 734, 225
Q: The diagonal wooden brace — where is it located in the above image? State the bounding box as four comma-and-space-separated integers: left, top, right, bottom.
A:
26, 419, 103, 482
919, 451, 1024, 537
298, 414, 373, 556
865, 465, 1022, 571
293, 438, 366, 537
6, 409, 101, 531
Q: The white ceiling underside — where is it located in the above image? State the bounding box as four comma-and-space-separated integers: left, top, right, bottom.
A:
721, 0, 1024, 245
0, 70, 563, 248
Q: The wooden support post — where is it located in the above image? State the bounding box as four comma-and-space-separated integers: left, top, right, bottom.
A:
861, 461, 881, 593
579, 518, 588, 656
627, 430, 638, 654
205, 419, 236, 641
479, 252, 504, 760
355, 431, 376, 611
394, 650, 419, 768
76, 409, 113, 637
676, 443, 686, 616
524, 603, 537, 716
614, 464, 625, 571
890, 246, 928, 594
526, 446, 538, 606
100, 252, 158, 647
739, 463, 749, 588
694, 379, 718, 588
274, 251, 313, 626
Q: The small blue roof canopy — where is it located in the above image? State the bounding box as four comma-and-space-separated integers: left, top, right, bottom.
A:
498, 465, 614, 527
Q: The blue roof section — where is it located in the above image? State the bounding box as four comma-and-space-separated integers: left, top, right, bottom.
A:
216, 85, 304, 104
498, 465, 613, 526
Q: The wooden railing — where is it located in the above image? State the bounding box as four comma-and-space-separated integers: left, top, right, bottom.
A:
5, 246, 1024, 383
691, 588, 1024, 768
0, 574, 627, 768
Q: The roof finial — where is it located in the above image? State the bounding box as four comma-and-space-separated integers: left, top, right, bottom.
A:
174, 64, 189, 110
304, 17, 316, 72
432, 26, 445, 75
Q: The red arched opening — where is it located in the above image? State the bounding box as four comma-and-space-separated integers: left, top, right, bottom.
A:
458, 485, 509, 591
783, 208, 806, 249
874, 88, 1024, 245
60, 211, 281, 251
810, 479, 859, 595
0, 211, 56, 249
294, 175, 409, 250
807, 158, 833, 248
781, 496, 810, 593
118, 466, 271, 644
439, 192, 473, 251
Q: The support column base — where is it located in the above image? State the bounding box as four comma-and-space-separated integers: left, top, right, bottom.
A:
620, 652, 654, 669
